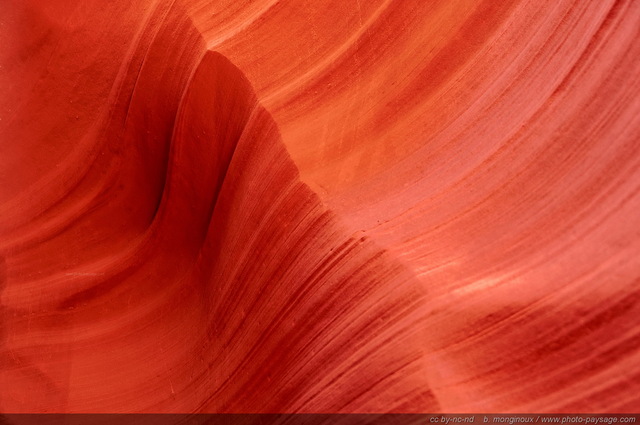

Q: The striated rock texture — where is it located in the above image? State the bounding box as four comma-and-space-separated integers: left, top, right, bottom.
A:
1, 0, 639, 414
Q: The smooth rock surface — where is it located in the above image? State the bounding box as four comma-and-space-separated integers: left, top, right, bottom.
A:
1, 0, 639, 413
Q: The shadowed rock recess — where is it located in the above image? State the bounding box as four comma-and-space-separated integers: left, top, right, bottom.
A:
1, 0, 640, 414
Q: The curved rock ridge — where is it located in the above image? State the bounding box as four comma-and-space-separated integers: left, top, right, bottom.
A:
1, 0, 640, 414
1, 3, 435, 413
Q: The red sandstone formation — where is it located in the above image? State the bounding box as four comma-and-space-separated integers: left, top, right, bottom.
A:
1, 0, 639, 414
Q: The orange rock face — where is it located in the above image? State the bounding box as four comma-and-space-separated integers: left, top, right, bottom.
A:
1, 0, 639, 413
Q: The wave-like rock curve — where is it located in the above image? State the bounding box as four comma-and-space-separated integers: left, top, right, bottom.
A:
1, 0, 639, 414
